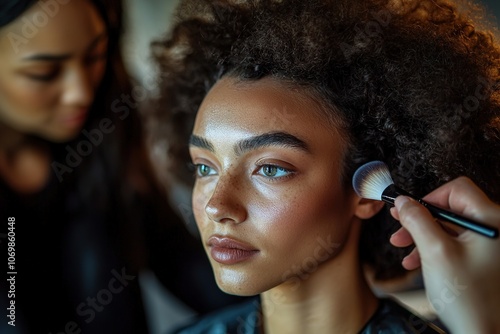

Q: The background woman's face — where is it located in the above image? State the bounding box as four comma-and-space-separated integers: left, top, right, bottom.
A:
190, 76, 362, 296
0, 0, 107, 142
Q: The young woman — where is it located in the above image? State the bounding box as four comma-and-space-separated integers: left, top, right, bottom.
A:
0, 0, 238, 332
148, 0, 500, 332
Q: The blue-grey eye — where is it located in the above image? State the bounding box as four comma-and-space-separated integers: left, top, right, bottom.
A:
258, 165, 290, 178
196, 164, 215, 177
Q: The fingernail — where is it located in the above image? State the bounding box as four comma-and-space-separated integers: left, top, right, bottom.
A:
394, 196, 410, 210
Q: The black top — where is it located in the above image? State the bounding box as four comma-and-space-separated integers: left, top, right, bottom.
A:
0, 171, 149, 333
0, 156, 247, 333
171, 297, 446, 334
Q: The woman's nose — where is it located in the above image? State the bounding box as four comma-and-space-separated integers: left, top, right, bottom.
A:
61, 66, 94, 107
205, 175, 247, 224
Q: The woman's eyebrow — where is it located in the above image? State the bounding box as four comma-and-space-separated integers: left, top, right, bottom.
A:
189, 132, 309, 155
21, 31, 108, 62
22, 53, 71, 62
235, 131, 309, 155
189, 134, 215, 151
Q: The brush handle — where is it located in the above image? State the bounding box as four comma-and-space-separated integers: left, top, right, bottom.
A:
382, 185, 499, 239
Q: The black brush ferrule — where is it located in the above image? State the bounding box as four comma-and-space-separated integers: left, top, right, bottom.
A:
381, 184, 414, 205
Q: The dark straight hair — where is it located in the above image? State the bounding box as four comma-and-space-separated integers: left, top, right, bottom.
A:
0, 0, 37, 27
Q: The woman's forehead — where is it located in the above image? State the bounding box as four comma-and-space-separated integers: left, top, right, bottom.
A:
192, 76, 347, 157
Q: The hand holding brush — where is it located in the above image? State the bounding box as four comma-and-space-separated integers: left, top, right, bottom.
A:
352, 161, 499, 238
389, 177, 500, 334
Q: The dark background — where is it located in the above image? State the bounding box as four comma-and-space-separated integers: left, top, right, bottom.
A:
479, 0, 500, 25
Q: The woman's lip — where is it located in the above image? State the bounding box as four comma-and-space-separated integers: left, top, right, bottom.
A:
207, 236, 258, 250
207, 236, 259, 265
60, 109, 88, 127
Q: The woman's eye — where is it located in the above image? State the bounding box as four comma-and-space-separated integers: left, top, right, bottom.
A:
196, 164, 216, 177
26, 71, 59, 82
257, 165, 292, 178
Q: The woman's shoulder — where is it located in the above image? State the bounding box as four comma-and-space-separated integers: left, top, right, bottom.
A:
359, 297, 446, 334
170, 297, 261, 334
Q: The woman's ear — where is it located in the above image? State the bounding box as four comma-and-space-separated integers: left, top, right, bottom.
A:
354, 198, 385, 219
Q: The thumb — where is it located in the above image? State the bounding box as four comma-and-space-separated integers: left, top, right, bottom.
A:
395, 196, 452, 252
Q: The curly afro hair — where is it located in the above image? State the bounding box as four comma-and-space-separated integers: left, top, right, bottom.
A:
146, 0, 500, 279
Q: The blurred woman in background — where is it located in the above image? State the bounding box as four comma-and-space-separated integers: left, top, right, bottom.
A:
0, 0, 240, 332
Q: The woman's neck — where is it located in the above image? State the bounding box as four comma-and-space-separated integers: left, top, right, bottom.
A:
0, 124, 51, 194
261, 220, 379, 334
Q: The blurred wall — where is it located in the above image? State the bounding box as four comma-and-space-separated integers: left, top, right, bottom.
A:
481, 0, 500, 25
122, 0, 180, 84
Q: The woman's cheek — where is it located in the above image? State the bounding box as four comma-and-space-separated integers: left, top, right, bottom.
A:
247, 191, 306, 237
192, 183, 214, 233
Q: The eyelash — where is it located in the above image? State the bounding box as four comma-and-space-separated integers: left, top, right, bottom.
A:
189, 162, 295, 182
255, 164, 294, 181
190, 163, 217, 178
25, 51, 106, 83
27, 70, 59, 82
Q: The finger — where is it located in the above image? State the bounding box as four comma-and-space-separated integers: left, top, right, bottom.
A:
390, 206, 400, 220
395, 196, 452, 251
390, 227, 414, 247
401, 248, 421, 270
423, 177, 500, 225
439, 221, 462, 237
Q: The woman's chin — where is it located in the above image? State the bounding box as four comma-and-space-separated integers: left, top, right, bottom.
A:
39, 127, 83, 143
217, 284, 260, 297
214, 271, 263, 297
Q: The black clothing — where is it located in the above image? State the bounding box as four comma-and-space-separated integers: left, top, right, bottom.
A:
172, 297, 446, 334
0, 150, 246, 334
0, 171, 149, 334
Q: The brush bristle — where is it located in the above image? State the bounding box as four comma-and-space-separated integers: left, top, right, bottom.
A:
352, 161, 394, 200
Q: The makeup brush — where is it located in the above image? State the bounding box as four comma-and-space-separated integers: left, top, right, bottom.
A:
352, 160, 499, 239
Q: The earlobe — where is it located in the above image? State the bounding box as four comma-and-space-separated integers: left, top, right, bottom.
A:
354, 198, 385, 219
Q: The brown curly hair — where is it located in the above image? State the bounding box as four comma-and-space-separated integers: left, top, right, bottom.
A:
146, 0, 500, 279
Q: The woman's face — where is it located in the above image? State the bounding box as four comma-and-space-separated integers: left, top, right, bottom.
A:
0, 0, 107, 142
190, 76, 366, 296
